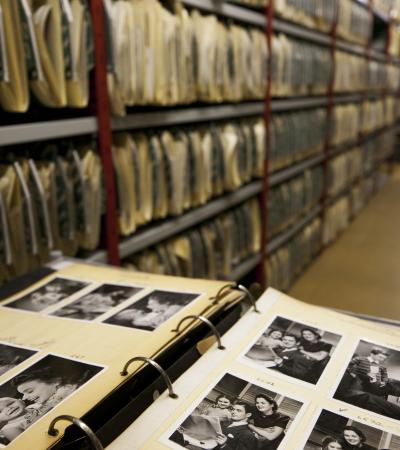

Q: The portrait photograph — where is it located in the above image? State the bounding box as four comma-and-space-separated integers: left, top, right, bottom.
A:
103, 289, 201, 331
242, 316, 342, 384
0, 354, 103, 446
334, 340, 400, 421
167, 372, 303, 450
3, 278, 89, 312
50, 283, 143, 321
0, 343, 37, 378
302, 409, 400, 449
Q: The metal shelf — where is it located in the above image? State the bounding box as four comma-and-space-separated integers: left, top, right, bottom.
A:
273, 17, 331, 47
0, 117, 97, 146
267, 205, 322, 254
112, 102, 265, 131
335, 39, 366, 57
269, 154, 325, 187
225, 253, 262, 281
88, 180, 263, 263
181, 0, 266, 27
271, 96, 328, 112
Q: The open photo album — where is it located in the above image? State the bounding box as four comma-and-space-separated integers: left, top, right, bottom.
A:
108, 288, 400, 450
0, 260, 242, 449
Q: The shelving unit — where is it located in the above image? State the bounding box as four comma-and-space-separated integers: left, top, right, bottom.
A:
0, 0, 398, 289
87, 180, 263, 263
267, 205, 323, 254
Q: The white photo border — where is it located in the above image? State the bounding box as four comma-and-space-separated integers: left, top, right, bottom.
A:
159, 368, 309, 450
237, 313, 346, 389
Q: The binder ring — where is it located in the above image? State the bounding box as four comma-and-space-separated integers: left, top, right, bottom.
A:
237, 284, 260, 313
47, 415, 103, 450
120, 356, 178, 399
172, 315, 225, 350
209, 283, 236, 305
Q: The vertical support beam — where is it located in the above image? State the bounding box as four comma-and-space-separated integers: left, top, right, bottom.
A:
89, 0, 120, 265
256, 0, 273, 289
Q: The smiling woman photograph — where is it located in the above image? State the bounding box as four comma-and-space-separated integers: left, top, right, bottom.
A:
340, 426, 377, 450
248, 394, 289, 450
0, 354, 103, 445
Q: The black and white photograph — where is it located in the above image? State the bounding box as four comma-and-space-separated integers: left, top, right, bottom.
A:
334, 340, 400, 421
50, 283, 143, 321
302, 409, 400, 449
103, 289, 201, 331
3, 278, 89, 312
0, 354, 103, 446
0, 343, 37, 378
167, 372, 303, 450
242, 316, 342, 384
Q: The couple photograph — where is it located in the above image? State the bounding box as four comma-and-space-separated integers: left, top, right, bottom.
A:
243, 316, 342, 384
303, 409, 400, 449
168, 372, 303, 450
0, 354, 103, 446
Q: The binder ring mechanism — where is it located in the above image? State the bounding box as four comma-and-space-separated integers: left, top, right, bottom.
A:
120, 356, 178, 399
47, 415, 103, 450
172, 315, 225, 350
210, 283, 260, 313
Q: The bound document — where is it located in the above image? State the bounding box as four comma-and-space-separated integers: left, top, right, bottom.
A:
109, 289, 400, 449
0, 260, 243, 449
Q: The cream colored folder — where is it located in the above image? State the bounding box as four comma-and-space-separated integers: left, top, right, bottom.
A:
0, 260, 243, 449
30, 0, 67, 107
66, 0, 90, 107
0, 0, 29, 112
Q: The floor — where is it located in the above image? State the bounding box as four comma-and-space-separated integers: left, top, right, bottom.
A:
289, 165, 400, 321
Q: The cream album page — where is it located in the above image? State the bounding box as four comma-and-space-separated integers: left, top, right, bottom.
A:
109, 288, 400, 450
0, 261, 240, 449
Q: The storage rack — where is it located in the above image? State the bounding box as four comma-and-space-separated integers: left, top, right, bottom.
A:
0, 0, 398, 288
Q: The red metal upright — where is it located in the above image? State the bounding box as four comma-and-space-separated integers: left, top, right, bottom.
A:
89, 0, 120, 265
256, 0, 274, 289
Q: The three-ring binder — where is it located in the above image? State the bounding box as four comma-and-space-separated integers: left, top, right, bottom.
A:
48, 415, 103, 450
172, 314, 226, 350
120, 356, 178, 399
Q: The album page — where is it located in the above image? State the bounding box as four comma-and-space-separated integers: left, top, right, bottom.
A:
0, 261, 240, 449
109, 288, 400, 450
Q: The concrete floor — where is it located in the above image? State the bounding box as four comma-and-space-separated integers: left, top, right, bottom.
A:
290, 165, 400, 320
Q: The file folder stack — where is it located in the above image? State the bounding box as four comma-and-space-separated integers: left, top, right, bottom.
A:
327, 147, 363, 197
267, 217, 322, 291
105, 0, 267, 116
275, 0, 336, 33
124, 198, 261, 280
112, 118, 265, 237
331, 103, 360, 147
269, 166, 323, 236
270, 108, 327, 171
0, 145, 102, 282
0, 0, 93, 112
272, 34, 332, 96
337, 0, 372, 46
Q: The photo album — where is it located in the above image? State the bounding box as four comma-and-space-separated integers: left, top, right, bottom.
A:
108, 288, 400, 450
0, 260, 242, 449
